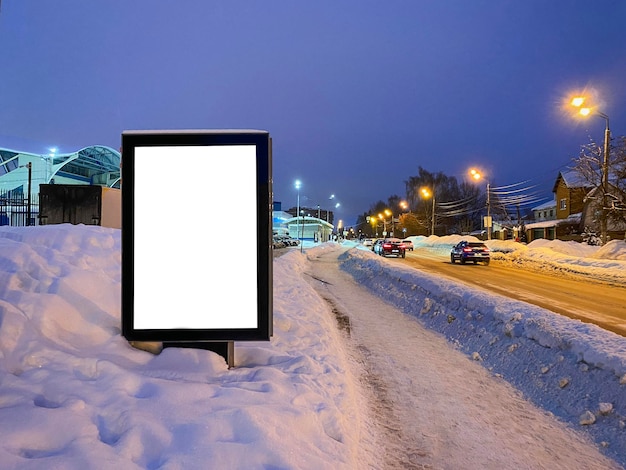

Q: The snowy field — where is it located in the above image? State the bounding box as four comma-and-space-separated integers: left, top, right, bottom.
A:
0, 224, 624, 469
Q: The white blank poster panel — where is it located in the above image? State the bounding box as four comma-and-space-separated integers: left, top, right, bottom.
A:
133, 145, 258, 329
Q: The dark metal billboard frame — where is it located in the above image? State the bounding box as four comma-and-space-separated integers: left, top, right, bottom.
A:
121, 130, 273, 365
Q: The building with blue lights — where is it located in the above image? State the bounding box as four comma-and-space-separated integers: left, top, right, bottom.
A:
0, 145, 121, 226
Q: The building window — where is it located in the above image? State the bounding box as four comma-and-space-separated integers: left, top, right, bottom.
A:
559, 199, 567, 210
550, 209, 554, 217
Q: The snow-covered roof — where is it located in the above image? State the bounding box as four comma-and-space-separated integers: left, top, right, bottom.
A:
524, 212, 582, 229
531, 199, 556, 211
554, 170, 591, 191
285, 216, 334, 229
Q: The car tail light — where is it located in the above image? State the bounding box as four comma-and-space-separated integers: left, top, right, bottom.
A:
383, 243, 392, 248
463, 247, 472, 252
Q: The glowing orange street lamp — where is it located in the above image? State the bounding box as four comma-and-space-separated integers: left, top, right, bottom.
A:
368, 215, 378, 236
420, 187, 435, 236
571, 95, 610, 244
469, 168, 492, 240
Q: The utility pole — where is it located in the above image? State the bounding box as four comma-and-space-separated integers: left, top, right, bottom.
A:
601, 121, 610, 244
486, 182, 491, 240
430, 188, 436, 236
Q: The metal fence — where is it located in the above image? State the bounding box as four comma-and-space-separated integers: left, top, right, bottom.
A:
0, 190, 39, 226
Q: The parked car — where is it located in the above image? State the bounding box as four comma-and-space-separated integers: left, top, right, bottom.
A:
372, 239, 384, 254
283, 237, 300, 246
362, 238, 374, 247
402, 239, 414, 251
273, 236, 286, 249
379, 238, 406, 258
450, 241, 490, 265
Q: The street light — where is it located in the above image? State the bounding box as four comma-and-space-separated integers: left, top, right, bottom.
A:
571, 95, 611, 244
470, 168, 492, 240
384, 209, 394, 236
368, 215, 378, 237
46, 147, 57, 182
295, 180, 303, 252
300, 209, 305, 252
377, 213, 385, 236
420, 187, 436, 236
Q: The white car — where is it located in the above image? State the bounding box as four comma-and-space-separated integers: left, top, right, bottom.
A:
402, 239, 414, 251
362, 238, 374, 247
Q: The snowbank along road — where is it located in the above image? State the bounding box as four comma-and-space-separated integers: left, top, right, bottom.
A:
304, 245, 623, 469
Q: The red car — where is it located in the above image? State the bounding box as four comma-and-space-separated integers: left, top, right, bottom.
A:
379, 238, 406, 258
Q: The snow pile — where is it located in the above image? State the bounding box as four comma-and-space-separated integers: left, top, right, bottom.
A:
0, 224, 624, 468
0, 224, 363, 469
339, 245, 626, 464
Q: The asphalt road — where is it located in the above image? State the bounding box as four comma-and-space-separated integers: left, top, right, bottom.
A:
400, 248, 626, 337
305, 247, 621, 469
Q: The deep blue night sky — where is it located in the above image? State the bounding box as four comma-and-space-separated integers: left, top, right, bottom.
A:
1, 1, 625, 226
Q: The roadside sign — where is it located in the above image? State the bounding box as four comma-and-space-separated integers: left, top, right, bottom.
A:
122, 130, 273, 346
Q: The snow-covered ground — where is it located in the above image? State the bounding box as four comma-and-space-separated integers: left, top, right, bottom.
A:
0, 224, 624, 469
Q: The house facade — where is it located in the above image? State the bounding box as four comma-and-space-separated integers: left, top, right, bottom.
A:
524, 170, 625, 242
553, 171, 589, 221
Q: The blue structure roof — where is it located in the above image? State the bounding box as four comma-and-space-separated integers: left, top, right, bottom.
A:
0, 145, 121, 192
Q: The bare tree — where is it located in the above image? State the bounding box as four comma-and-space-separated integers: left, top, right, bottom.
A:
572, 135, 626, 239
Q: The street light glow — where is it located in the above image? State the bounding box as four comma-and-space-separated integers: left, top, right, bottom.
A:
568, 91, 611, 243
570, 94, 599, 118
469, 167, 492, 240
294, 179, 303, 252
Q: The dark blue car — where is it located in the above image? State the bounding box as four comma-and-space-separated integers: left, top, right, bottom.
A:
450, 241, 490, 265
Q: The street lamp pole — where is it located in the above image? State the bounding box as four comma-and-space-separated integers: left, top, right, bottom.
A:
420, 187, 436, 236
300, 210, 304, 253
597, 113, 611, 245
430, 190, 436, 236
378, 213, 386, 236
469, 168, 491, 240
295, 180, 301, 249
384, 209, 393, 236
486, 182, 491, 240
571, 97, 611, 243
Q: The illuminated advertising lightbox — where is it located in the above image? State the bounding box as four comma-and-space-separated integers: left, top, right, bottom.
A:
121, 130, 272, 342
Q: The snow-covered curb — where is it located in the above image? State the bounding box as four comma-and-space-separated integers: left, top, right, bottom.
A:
339, 247, 626, 465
